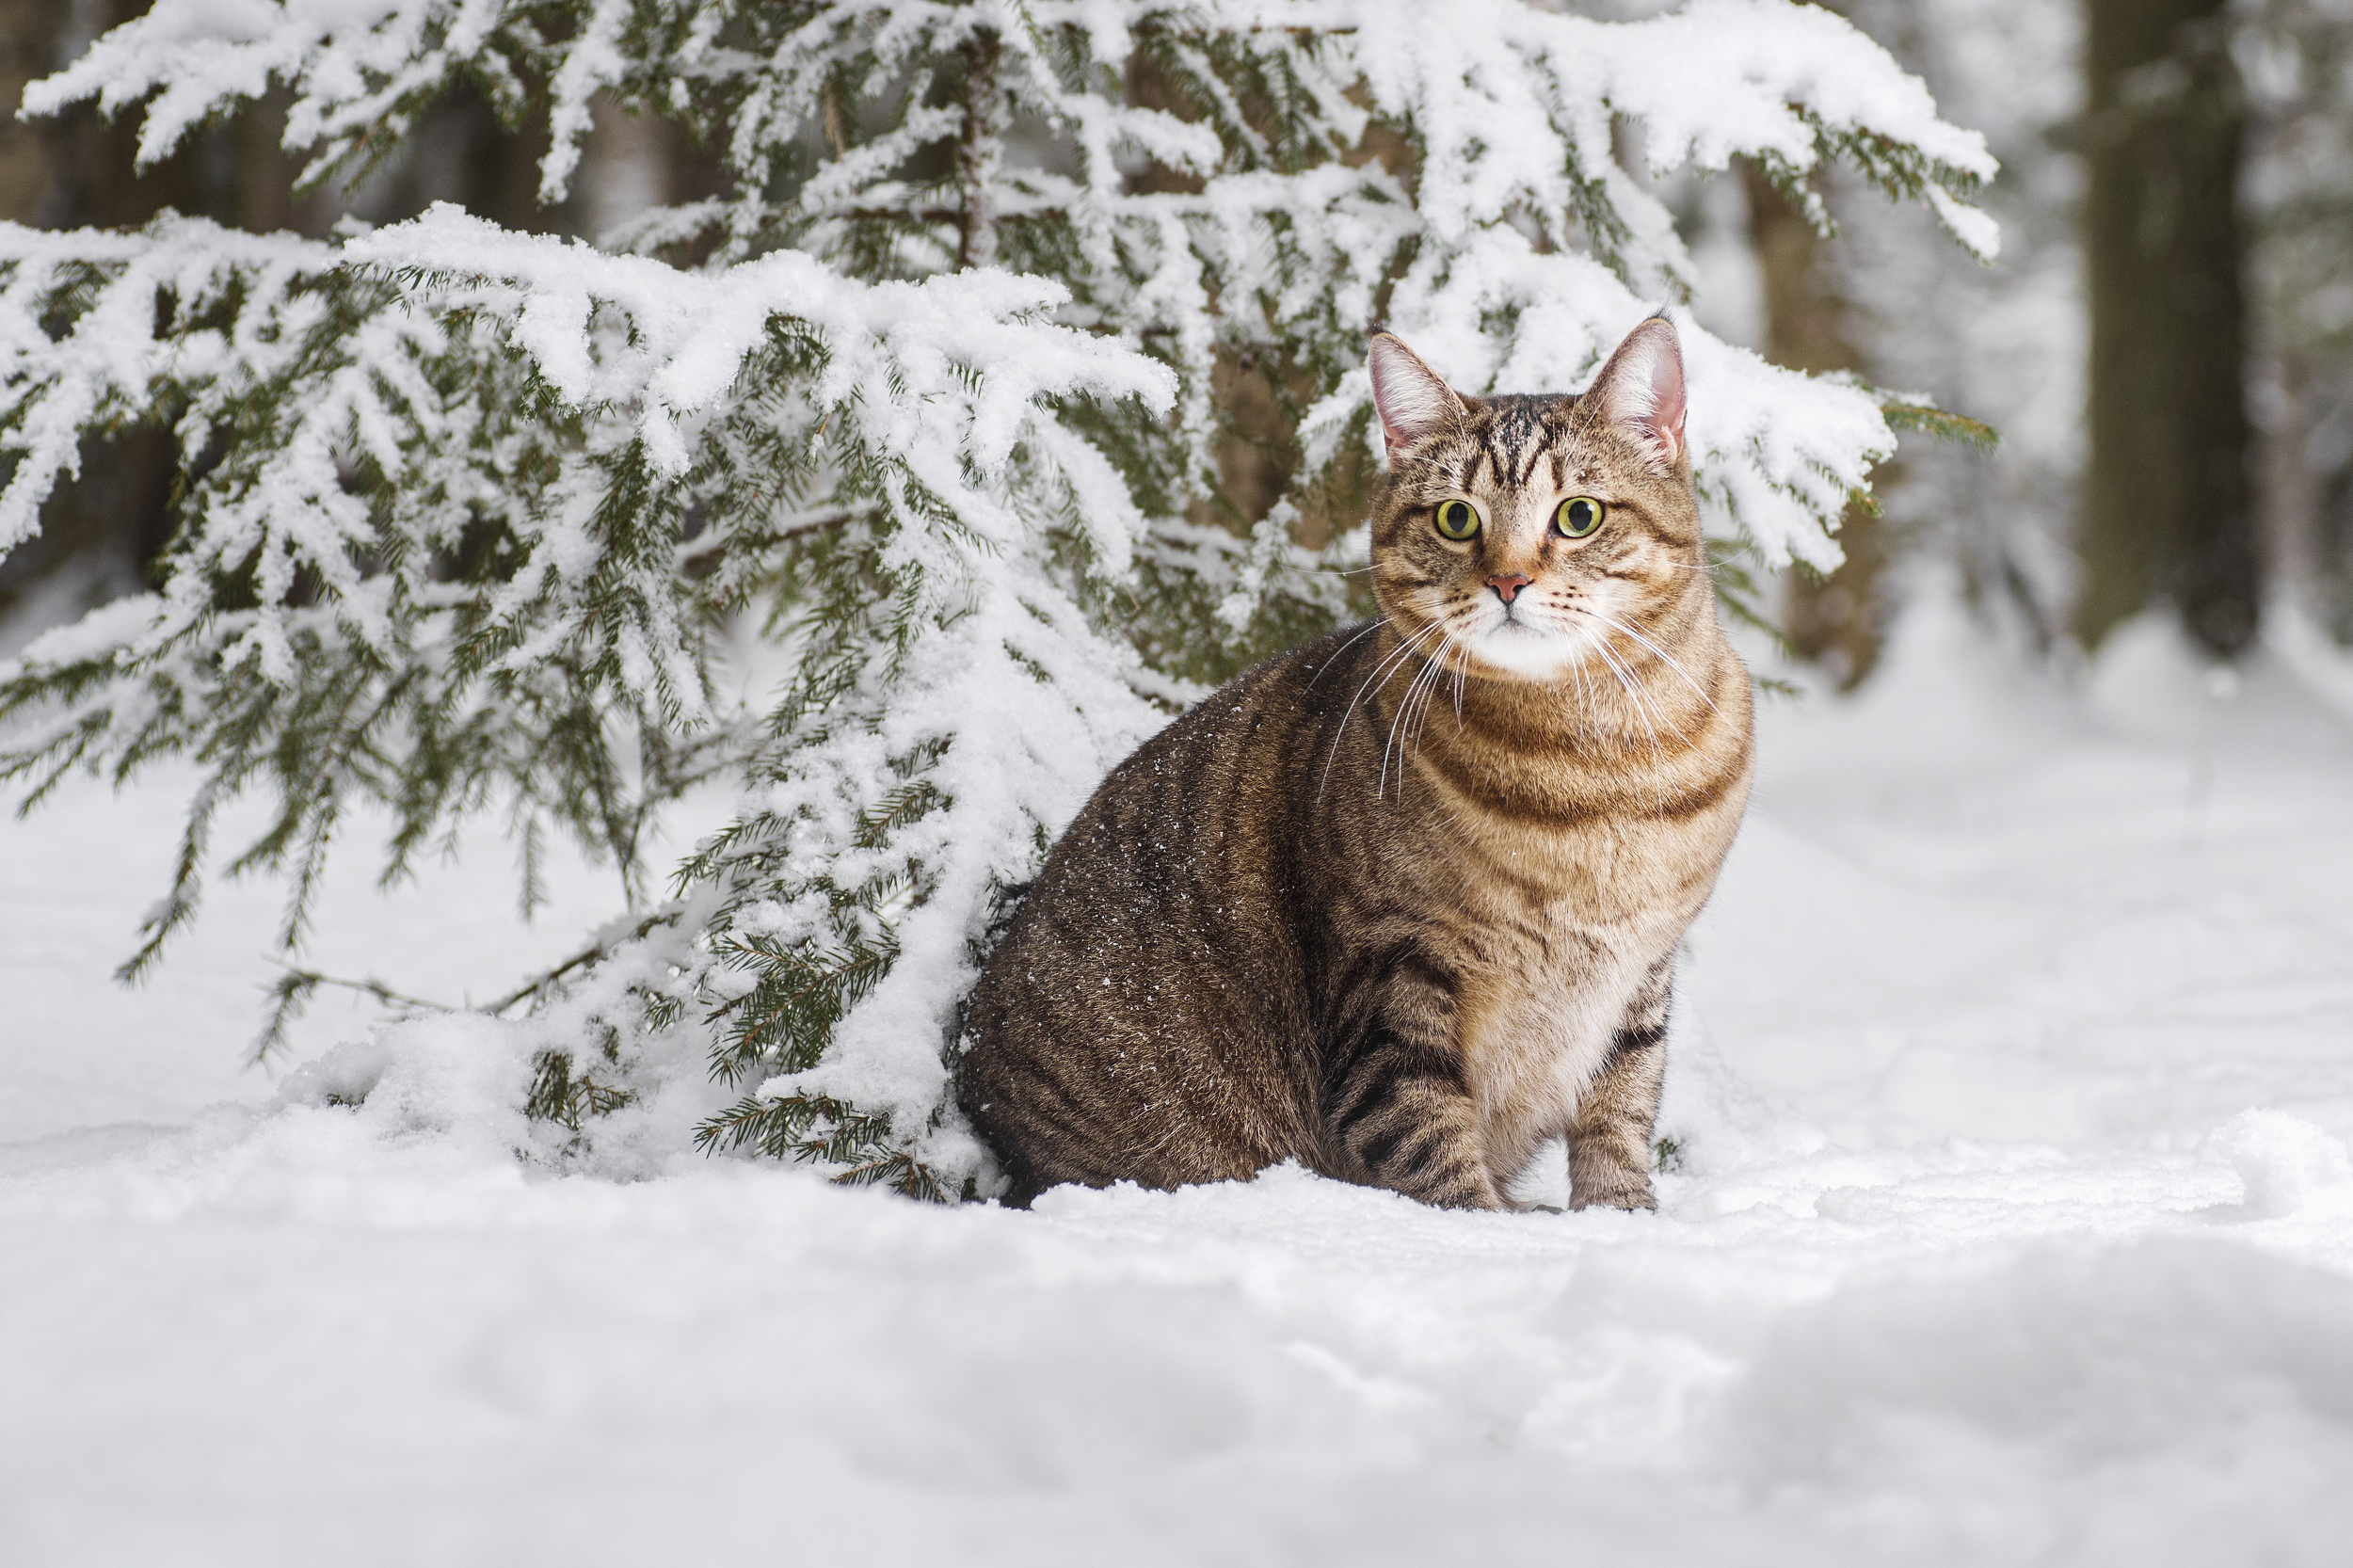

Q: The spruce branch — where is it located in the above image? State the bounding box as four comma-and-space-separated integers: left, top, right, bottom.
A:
253, 962, 446, 1066
1883, 399, 2001, 450
479, 907, 686, 1018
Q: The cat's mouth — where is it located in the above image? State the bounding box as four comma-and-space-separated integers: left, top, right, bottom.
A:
1461, 601, 1582, 680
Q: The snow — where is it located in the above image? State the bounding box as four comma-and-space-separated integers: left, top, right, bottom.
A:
6, 586, 2353, 1562
0, 763, 636, 1145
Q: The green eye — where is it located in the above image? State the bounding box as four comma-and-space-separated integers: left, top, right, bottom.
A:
1434, 499, 1481, 540
1555, 495, 1605, 538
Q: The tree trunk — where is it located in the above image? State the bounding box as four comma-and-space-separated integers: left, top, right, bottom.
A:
956, 31, 1002, 270
2081, 0, 2258, 657
1744, 163, 1888, 688
0, 0, 56, 225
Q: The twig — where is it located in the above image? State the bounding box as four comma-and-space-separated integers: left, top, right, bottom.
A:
249, 906, 681, 1065
679, 513, 857, 568
480, 907, 679, 1016
250, 960, 444, 1065
267, 961, 446, 1015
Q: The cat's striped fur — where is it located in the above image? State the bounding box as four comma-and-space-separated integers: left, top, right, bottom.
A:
958, 316, 1753, 1209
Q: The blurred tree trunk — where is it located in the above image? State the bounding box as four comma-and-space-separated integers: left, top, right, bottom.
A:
360, 83, 584, 237
2081, 0, 2259, 657
0, 0, 53, 223
1745, 164, 1888, 688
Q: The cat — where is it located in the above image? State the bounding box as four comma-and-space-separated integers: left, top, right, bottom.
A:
957, 314, 1754, 1211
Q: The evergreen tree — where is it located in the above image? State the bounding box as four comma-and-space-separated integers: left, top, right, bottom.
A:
0, 0, 1993, 1195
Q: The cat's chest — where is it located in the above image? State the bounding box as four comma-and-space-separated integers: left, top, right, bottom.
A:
1446, 890, 1675, 1172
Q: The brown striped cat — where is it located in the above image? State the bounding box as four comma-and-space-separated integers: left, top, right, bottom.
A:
958, 315, 1753, 1211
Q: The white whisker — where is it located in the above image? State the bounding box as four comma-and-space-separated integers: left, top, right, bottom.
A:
1583, 608, 1720, 714
1405, 632, 1452, 767
1303, 617, 1386, 691
1593, 631, 1678, 743
1382, 625, 1454, 797
1579, 624, 1675, 811
1321, 617, 1449, 803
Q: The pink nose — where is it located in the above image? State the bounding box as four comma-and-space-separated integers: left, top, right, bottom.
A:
1487, 573, 1532, 604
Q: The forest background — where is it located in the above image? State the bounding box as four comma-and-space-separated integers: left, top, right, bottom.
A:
7, 5, 2353, 1560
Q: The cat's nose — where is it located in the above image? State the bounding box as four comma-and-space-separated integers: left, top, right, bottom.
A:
1487, 573, 1532, 604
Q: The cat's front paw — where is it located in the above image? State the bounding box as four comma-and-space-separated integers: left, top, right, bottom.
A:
1567, 1173, 1657, 1212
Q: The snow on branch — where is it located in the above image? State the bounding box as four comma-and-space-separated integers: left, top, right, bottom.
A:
23, 1, 516, 183
1238, 0, 1996, 570
0, 204, 1171, 673
1253, 0, 1997, 264
0, 208, 1174, 998
24, 0, 1992, 578
349, 205, 1174, 556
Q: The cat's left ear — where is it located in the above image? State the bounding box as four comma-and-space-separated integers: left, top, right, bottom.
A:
1585, 313, 1688, 474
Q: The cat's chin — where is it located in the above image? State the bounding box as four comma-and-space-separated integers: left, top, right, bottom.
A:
1461, 619, 1583, 682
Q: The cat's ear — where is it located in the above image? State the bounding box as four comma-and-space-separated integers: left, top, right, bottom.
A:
1584, 314, 1688, 474
1368, 333, 1466, 453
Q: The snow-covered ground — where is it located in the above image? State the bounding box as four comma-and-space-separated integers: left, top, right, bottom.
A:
6, 591, 2353, 1565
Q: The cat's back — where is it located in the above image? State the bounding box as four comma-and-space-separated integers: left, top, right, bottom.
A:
957, 628, 1371, 1200
1010, 622, 1362, 923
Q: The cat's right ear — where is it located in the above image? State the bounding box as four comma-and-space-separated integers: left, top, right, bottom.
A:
1583, 313, 1688, 475
1368, 334, 1465, 455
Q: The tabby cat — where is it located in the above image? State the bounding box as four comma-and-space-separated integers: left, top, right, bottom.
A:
958, 315, 1754, 1211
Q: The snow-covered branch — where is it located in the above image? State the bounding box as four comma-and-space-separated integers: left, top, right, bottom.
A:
0, 206, 1174, 1021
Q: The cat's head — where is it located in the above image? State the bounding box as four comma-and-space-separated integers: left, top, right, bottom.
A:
1364, 315, 1703, 683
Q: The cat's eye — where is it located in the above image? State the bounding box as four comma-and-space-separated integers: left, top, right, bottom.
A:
1555, 495, 1605, 538
1434, 499, 1481, 541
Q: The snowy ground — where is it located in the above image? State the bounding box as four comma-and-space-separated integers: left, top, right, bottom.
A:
6, 591, 2353, 1565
